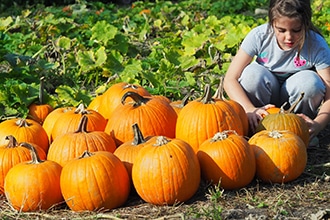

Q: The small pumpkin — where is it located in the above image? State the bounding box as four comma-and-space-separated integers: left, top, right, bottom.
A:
4, 142, 63, 211
0, 118, 49, 154
132, 136, 200, 205
257, 92, 310, 146
42, 106, 76, 143
248, 130, 307, 183
114, 123, 151, 183
197, 130, 256, 190
0, 135, 46, 194
47, 115, 116, 167
105, 92, 177, 146
27, 76, 54, 125
60, 150, 130, 211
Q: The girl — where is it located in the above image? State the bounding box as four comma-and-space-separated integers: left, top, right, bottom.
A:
223, 0, 330, 145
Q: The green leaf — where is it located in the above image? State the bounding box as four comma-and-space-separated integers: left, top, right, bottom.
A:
91, 20, 118, 45
57, 36, 71, 50
0, 16, 13, 31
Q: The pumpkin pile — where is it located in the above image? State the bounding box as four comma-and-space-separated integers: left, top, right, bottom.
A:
0, 80, 309, 212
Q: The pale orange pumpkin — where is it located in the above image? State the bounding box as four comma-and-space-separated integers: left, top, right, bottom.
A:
257, 93, 310, 146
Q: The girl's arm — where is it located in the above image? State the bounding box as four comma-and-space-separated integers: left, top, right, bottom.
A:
300, 66, 330, 139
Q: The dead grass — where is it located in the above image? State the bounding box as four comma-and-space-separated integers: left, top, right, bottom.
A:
0, 126, 329, 220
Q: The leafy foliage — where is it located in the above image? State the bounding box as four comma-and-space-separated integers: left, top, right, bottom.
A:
0, 0, 329, 119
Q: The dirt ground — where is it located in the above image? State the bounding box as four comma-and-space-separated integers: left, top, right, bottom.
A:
0, 126, 329, 220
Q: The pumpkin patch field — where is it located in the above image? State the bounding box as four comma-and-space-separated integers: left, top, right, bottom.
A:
0, 0, 329, 219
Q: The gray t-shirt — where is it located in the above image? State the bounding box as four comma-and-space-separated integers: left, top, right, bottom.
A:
241, 23, 330, 83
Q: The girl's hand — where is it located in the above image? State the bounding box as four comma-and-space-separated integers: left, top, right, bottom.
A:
297, 113, 320, 140
247, 104, 276, 134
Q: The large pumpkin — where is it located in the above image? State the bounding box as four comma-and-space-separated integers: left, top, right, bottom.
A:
197, 131, 256, 190
249, 130, 307, 183
132, 136, 200, 205
51, 103, 107, 142
4, 142, 63, 211
60, 150, 130, 211
0, 136, 46, 194
257, 92, 309, 146
47, 115, 116, 167
98, 82, 151, 119
105, 92, 177, 146
176, 84, 245, 152
0, 118, 49, 154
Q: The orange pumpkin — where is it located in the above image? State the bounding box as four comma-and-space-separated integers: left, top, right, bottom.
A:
0, 135, 46, 194
27, 77, 54, 124
0, 118, 49, 154
132, 136, 200, 205
176, 84, 245, 153
249, 130, 307, 183
213, 77, 249, 136
60, 150, 130, 211
88, 94, 104, 112
114, 123, 152, 183
42, 106, 76, 143
51, 103, 107, 142
197, 131, 256, 190
98, 82, 151, 119
257, 93, 309, 146
47, 115, 116, 167
105, 92, 177, 146
4, 142, 63, 211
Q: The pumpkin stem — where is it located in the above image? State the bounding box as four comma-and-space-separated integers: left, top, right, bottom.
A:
79, 150, 94, 159
5, 135, 18, 148
268, 130, 283, 139
39, 76, 45, 104
153, 136, 170, 146
19, 142, 44, 164
286, 92, 305, 113
212, 76, 225, 100
123, 84, 139, 90
132, 123, 146, 145
74, 115, 89, 133
200, 84, 214, 104
15, 119, 31, 127
74, 103, 90, 115
211, 130, 237, 142
171, 89, 194, 109
121, 91, 149, 107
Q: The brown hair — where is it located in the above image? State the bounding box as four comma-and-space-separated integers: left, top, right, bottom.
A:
268, 0, 321, 56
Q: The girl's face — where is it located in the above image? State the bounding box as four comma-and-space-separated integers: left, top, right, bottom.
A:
273, 16, 303, 50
